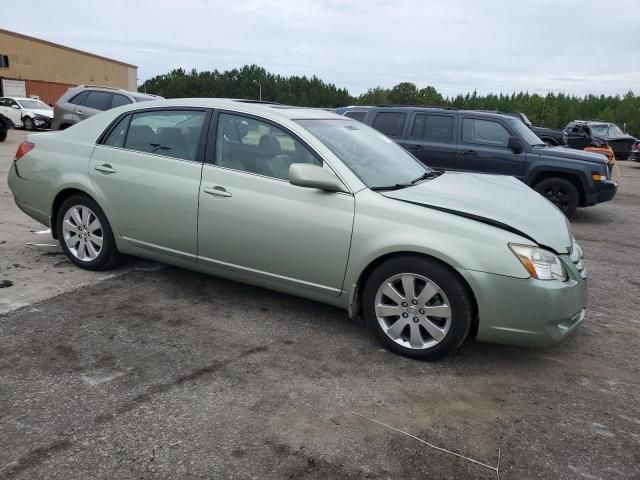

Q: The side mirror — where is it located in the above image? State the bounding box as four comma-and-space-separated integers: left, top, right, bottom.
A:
507, 136, 524, 153
289, 163, 347, 192
11, 104, 20, 109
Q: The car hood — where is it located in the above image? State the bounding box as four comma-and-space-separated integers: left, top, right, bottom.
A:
24, 108, 54, 118
603, 134, 636, 142
380, 172, 572, 254
536, 146, 608, 165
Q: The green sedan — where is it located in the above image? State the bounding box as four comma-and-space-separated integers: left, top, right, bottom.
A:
7, 99, 588, 360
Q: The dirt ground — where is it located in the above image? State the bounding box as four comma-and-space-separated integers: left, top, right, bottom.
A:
1, 129, 639, 479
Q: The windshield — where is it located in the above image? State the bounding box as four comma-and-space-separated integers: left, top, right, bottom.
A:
296, 119, 429, 189
17, 99, 51, 110
591, 123, 624, 137
519, 113, 532, 127
507, 118, 546, 146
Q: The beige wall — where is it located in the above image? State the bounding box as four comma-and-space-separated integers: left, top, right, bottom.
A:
0, 30, 137, 91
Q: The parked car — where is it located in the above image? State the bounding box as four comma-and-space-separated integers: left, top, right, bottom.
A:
0, 97, 53, 130
337, 106, 616, 216
52, 85, 162, 130
564, 120, 637, 160
8, 99, 588, 360
504, 112, 565, 146
0, 113, 15, 142
630, 140, 640, 162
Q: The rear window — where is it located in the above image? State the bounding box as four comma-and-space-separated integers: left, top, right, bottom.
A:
371, 112, 407, 137
111, 94, 132, 108
133, 96, 156, 103
344, 111, 367, 122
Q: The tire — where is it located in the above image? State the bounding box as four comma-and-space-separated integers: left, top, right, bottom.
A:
0, 127, 7, 142
534, 177, 579, 217
23, 117, 35, 131
362, 256, 474, 360
56, 194, 120, 271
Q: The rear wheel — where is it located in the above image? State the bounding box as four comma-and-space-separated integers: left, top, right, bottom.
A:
534, 177, 579, 217
57, 194, 120, 270
363, 256, 474, 360
23, 117, 35, 131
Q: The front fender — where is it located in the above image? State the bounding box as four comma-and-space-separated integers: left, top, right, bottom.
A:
343, 190, 533, 312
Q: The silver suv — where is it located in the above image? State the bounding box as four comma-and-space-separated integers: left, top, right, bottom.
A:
52, 85, 162, 130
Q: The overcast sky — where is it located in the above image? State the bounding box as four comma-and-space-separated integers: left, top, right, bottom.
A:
2, 0, 638, 97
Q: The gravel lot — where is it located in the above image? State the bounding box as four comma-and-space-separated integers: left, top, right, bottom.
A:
1, 129, 639, 479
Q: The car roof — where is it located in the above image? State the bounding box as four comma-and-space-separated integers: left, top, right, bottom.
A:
114, 98, 345, 121
338, 105, 517, 120
69, 85, 161, 99
4, 97, 38, 101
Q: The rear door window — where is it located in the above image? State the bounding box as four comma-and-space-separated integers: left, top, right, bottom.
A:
411, 114, 454, 141
84, 91, 113, 111
371, 112, 407, 137
124, 110, 207, 161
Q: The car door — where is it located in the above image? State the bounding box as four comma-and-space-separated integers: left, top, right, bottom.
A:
89, 108, 210, 260
456, 116, 525, 177
565, 124, 591, 150
2, 98, 23, 126
197, 111, 355, 296
403, 113, 457, 170
0, 98, 10, 120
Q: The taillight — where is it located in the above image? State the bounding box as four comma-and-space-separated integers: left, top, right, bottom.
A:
14, 141, 34, 161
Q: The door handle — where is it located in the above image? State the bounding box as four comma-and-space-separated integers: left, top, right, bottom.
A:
460, 150, 477, 155
76, 110, 84, 116
94, 164, 116, 174
203, 186, 232, 198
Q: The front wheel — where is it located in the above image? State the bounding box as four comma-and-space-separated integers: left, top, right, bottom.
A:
23, 117, 36, 131
57, 194, 120, 270
0, 127, 7, 142
363, 256, 474, 360
534, 177, 579, 217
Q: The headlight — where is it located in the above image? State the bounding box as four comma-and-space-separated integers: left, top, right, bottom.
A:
509, 244, 567, 281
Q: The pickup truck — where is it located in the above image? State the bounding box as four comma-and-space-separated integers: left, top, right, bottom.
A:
504, 112, 565, 146
336, 106, 617, 216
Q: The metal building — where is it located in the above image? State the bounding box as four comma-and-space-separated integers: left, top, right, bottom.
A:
0, 29, 137, 105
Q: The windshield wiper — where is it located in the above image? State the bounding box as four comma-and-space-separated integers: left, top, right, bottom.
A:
371, 170, 444, 191
410, 170, 443, 184
370, 183, 412, 191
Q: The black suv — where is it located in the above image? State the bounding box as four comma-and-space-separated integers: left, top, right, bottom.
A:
564, 120, 636, 160
336, 106, 617, 216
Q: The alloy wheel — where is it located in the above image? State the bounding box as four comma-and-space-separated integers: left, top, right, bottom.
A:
374, 273, 452, 350
62, 205, 103, 261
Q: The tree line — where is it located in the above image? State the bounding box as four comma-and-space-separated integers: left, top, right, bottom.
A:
141, 66, 640, 136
